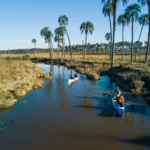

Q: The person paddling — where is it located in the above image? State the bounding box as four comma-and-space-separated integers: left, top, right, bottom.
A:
112, 87, 124, 107
70, 74, 74, 79
74, 73, 78, 78
113, 87, 121, 99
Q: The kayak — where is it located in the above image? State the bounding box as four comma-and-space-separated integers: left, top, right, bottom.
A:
112, 98, 125, 117
68, 76, 79, 84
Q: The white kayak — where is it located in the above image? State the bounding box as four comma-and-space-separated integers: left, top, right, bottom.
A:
68, 76, 79, 84
112, 98, 125, 117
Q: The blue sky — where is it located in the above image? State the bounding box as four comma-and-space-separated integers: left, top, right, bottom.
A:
0, 0, 148, 50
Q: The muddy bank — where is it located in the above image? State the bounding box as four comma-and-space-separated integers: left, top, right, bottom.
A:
0, 60, 51, 108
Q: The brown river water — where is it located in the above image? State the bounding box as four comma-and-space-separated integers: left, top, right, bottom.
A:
0, 64, 150, 150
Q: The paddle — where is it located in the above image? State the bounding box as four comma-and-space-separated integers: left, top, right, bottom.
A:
103, 93, 114, 96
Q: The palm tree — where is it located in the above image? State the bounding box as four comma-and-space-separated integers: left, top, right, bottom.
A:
125, 4, 141, 63
105, 32, 112, 58
31, 39, 37, 57
138, 0, 150, 63
102, 0, 128, 68
135, 14, 149, 60
103, 1, 113, 60
58, 15, 72, 60
54, 35, 60, 58
80, 21, 94, 61
40, 27, 53, 59
117, 13, 129, 60
54, 27, 65, 59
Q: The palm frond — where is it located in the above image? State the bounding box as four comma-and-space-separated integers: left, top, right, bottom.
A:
138, 0, 147, 6
58, 15, 68, 26
80, 21, 94, 35
32, 39, 37, 43
139, 14, 149, 26
103, 1, 113, 17
125, 4, 141, 22
117, 13, 130, 27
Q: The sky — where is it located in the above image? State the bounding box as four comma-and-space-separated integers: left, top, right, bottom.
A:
0, 0, 148, 50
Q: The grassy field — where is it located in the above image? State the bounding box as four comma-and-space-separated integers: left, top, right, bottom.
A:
0, 52, 150, 92
0, 52, 149, 64
0, 60, 50, 108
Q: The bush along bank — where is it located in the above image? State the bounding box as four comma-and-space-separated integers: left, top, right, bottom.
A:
102, 65, 150, 93
0, 60, 51, 109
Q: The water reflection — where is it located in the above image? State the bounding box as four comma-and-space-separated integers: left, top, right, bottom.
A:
58, 66, 69, 111
49, 64, 54, 75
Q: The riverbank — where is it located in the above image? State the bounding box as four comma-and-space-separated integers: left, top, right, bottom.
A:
30, 57, 150, 93
1, 54, 150, 93
0, 60, 50, 108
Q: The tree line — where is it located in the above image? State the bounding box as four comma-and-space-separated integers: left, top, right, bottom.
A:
0, 41, 148, 54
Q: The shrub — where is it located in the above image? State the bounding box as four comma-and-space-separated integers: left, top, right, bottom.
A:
23, 54, 30, 60
134, 80, 145, 92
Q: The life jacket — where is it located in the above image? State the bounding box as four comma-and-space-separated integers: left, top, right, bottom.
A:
118, 96, 125, 104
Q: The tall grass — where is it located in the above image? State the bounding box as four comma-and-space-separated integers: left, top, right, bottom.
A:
0, 60, 50, 108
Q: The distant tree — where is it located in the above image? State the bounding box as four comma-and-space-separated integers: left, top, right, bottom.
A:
125, 4, 141, 63
54, 36, 60, 58
31, 39, 37, 57
135, 14, 149, 60
117, 13, 129, 60
54, 27, 65, 59
40, 27, 53, 59
135, 41, 143, 47
80, 21, 94, 61
105, 32, 112, 57
138, 0, 150, 63
101, 0, 128, 68
58, 15, 72, 60
103, 1, 113, 59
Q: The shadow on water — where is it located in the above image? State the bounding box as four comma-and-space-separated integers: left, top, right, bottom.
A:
119, 136, 150, 147
76, 95, 101, 101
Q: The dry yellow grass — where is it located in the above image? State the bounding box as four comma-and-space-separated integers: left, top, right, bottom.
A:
0, 52, 148, 65
0, 60, 50, 108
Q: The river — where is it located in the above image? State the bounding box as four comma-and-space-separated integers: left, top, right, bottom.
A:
0, 64, 150, 150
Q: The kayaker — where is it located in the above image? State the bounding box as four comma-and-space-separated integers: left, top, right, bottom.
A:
74, 73, 78, 78
116, 96, 125, 107
70, 74, 74, 79
113, 87, 121, 99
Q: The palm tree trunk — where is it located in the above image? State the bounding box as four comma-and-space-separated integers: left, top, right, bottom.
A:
111, 0, 117, 68
58, 43, 60, 58
145, 2, 150, 63
109, 14, 112, 60
135, 25, 144, 61
84, 33, 88, 61
51, 41, 53, 59
131, 17, 134, 63
65, 28, 72, 60
62, 38, 65, 60
82, 40, 84, 60
34, 43, 36, 58
122, 26, 125, 60
48, 42, 51, 59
